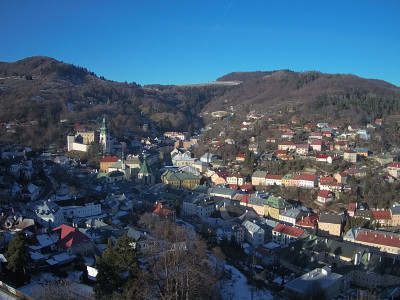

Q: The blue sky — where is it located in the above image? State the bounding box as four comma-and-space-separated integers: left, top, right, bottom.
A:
1, 1, 399, 86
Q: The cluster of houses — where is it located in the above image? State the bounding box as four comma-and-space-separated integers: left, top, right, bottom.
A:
2, 108, 400, 299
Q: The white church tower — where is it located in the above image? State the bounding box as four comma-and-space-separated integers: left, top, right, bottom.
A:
100, 116, 111, 155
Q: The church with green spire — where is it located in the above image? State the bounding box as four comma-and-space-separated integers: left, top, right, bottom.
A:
138, 160, 154, 186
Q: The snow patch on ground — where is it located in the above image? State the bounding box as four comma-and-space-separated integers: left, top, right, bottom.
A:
220, 265, 274, 300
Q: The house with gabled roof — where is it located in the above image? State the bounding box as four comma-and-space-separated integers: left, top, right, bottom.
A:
319, 181, 342, 192
295, 144, 309, 155
272, 223, 305, 246
100, 156, 119, 173
390, 204, 400, 226
317, 190, 335, 204
388, 162, 400, 178
248, 194, 267, 217
347, 202, 357, 217
226, 173, 244, 186
235, 154, 246, 162
281, 174, 292, 186
161, 170, 200, 189
265, 174, 283, 186
209, 186, 237, 199
289, 174, 301, 187
274, 149, 288, 157
344, 150, 357, 163
353, 147, 369, 157
309, 139, 324, 151
318, 214, 342, 237
278, 142, 296, 151
265, 195, 286, 220
153, 202, 175, 220
334, 172, 348, 184
24, 200, 64, 229
53, 224, 94, 255
296, 214, 319, 230
299, 174, 318, 188
242, 220, 265, 247
309, 132, 323, 140
334, 141, 348, 151
279, 208, 307, 226
344, 226, 400, 255
371, 210, 391, 226
281, 132, 295, 140
266, 137, 276, 143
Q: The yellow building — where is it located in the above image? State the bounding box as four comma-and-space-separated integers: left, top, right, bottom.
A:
161, 170, 200, 189
100, 156, 119, 173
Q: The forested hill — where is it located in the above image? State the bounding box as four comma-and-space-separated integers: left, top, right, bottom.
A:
1, 56, 400, 150
206, 70, 400, 124
0, 56, 230, 149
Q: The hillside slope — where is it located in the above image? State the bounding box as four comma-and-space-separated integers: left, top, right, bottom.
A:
206, 70, 400, 124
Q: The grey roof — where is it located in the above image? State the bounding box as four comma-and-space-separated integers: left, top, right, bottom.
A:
252, 170, 267, 178
209, 187, 237, 197
280, 208, 302, 218
249, 194, 267, 206
242, 220, 264, 233
390, 205, 400, 215
343, 226, 360, 241
319, 213, 342, 224
285, 267, 343, 295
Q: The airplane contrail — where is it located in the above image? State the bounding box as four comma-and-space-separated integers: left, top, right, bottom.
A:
214, 0, 234, 31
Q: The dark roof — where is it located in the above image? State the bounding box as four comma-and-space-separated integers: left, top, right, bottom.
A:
319, 214, 342, 224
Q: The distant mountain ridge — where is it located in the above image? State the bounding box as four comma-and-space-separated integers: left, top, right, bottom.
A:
1, 56, 400, 149
206, 70, 400, 124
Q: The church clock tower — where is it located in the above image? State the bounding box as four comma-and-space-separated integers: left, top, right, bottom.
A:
100, 116, 111, 155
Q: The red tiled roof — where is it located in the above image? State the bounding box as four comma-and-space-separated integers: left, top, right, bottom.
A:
279, 142, 296, 146
310, 140, 323, 145
319, 176, 336, 183
300, 174, 317, 181
266, 174, 283, 180
273, 223, 305, 238
371, 210, 391, 220
290, 174, 301, 180
236, 154, 246, 159
153, 202, 174, 217
296, 144, 309, 149
318, 190, 332, 198
316, 155, 329, 159
356, 229, 400, 248
275, 150, 288, 155
240, 194, 251, 204
310, 132, 323, 136
53, 224, 91, 249
296, 214, 319, 228
100, 156, 119, 163
216, 170, 229, 178
389, 162, 400, 168
228, 184, 239, 190
240, 184, 253, 190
